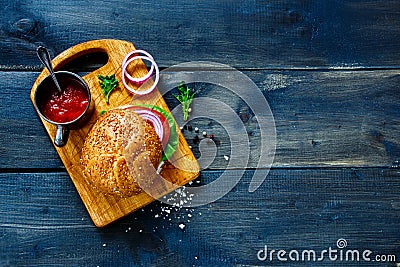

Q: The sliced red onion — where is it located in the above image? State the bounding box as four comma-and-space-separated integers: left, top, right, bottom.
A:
130, 108, 164, 142
122, 55, 159, 95
122, 50, 155, 83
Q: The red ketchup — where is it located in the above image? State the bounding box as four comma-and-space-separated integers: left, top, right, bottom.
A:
41, 78, 89, 123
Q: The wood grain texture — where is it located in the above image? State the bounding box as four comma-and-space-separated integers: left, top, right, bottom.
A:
1, 0, 400, 265
1, 0, 400, 69
0, 169, 399, 266
2, 69, 399, 170
29, 39, 199, 227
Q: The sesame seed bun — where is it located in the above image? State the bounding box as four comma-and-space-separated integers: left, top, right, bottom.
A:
80, 108, 162, 197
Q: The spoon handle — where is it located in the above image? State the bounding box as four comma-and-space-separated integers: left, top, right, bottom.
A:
37, 46, 62, 93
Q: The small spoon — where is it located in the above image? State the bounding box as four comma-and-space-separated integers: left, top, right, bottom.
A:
36, 46, 62, 93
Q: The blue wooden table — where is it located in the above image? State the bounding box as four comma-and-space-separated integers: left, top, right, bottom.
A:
1, 1, 400, 266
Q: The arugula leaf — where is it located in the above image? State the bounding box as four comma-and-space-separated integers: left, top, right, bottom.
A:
173, 81, 195, 121
98, 74, 119, 104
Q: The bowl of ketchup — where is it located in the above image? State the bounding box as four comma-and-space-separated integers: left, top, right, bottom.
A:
34, 71, 93, 147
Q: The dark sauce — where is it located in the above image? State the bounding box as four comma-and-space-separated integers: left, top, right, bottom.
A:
40, 77, 89, 123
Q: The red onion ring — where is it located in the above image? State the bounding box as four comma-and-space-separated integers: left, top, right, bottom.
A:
130, 108, 164, 142
121, 105, 171, 149
122, 50, 155, 83
122, 55, 159, 95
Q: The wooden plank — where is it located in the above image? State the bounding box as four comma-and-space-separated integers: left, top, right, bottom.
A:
1, 69, 399, 169
1, 0, 400, 69
0, 168, 399, 266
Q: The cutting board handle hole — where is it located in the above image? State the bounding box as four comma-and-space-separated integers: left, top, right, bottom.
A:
57, 51, 109, 75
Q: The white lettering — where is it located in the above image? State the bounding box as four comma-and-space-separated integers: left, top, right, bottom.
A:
256, 242, 387, 263
288, 250, 299, 261
269, 249, 276, 261
301, 250, 316, 261
318, 249, 327, 261
345, 250, 360, 261
329, 247, 338, 261
387, 254, 396, 262
257, 246, 268, 261
362, 250, 372, 261
277, 250, 287, 261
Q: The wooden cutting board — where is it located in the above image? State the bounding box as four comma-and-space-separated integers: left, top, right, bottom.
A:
30, 39, 200, 227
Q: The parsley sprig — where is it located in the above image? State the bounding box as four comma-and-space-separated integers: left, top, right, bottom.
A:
98, 74, 119, 104
173, 81, 195, 121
